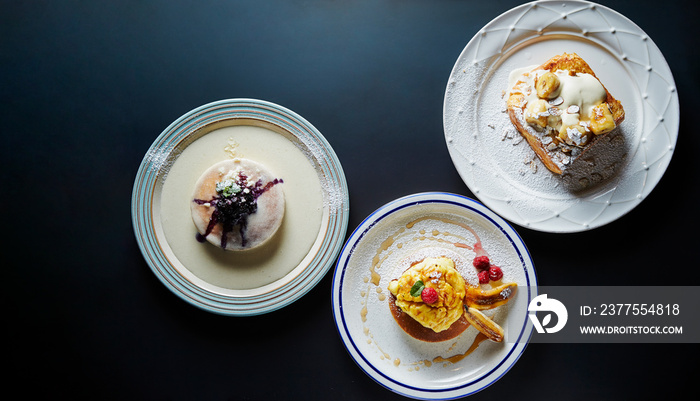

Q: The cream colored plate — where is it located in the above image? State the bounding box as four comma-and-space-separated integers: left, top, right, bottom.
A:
132, 99, 349, 315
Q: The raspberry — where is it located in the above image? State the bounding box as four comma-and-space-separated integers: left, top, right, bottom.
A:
473, 255, 490, 270
489, 266, 503, 282
478, 270, 490, 284
421, 287, 439, 304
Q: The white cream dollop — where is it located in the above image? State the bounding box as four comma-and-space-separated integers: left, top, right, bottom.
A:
515, 69, 607, 133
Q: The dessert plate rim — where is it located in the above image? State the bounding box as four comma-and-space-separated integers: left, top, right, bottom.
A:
131, 98, 349, 316
443, 0, 679, 233
331, 192, 537, 399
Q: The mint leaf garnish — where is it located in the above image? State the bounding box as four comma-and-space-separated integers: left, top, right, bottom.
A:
216, 180, 242, 198
410, 280, 425, 297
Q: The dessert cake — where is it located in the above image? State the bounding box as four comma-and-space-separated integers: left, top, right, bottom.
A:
506, 53, 625, 174
387, 251, 517, 343
388, 256, 468, 338
191, 158, 284, 251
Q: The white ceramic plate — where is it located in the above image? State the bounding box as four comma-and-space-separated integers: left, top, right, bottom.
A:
332, 193, 537, 399
443, 0, 679, 233
132, 99, 349, 316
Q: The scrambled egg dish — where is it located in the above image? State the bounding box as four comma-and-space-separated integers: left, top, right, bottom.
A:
387, 257, 466, 332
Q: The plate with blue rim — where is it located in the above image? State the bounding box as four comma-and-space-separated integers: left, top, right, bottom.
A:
332, 192, 537, 399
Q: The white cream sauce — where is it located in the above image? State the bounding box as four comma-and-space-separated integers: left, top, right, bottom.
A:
551, 70, 606, 126
159, 125, 324, 290
514, 68, 606, 128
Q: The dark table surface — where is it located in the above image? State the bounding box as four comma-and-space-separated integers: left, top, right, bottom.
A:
4, 0, 698, 399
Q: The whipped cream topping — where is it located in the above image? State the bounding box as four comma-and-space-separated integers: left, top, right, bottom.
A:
511, 69, 607, 134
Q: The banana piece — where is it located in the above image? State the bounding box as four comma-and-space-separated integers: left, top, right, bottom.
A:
589, 103, 616, 135
535, 71, 560, 99
465, 282, 517, 310
464, 307, 504, 342
524, 99, 549, 128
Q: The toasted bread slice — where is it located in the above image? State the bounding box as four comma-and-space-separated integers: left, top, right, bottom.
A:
506, 53, 624, 174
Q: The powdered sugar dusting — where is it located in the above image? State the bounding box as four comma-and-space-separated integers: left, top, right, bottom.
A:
396, 246, 479, 287
444, 34, 648, 231
290, 129, 346, 213
478, 64, 637, 196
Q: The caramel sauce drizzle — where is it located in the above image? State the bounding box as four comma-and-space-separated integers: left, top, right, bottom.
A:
433, 333, 490, 365
360, 215, 496, 370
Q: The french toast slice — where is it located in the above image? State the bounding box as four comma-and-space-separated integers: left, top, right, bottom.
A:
506, 53, 625, 174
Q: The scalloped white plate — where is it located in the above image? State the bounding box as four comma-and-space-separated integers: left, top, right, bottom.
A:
443, 0, 678, 233
332, 193, 537, 399
132, 99, 349, 316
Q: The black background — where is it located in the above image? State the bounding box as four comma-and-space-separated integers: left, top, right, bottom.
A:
4, 1, 699, 399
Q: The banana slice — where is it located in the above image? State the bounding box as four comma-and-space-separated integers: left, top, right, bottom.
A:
535, 71, 560, 99
465, 282, 517, 310
524, 98, 549, 128
464, 307, 504, 342
589, 103, 616, 135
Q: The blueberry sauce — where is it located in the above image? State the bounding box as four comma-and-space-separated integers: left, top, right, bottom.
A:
193, 171, 283, 249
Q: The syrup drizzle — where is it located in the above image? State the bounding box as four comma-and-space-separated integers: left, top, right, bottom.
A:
433, 332, 490, 365
360, 215, 497, 370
